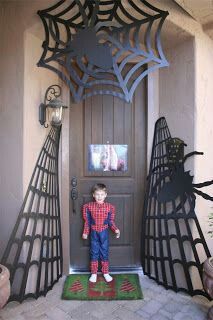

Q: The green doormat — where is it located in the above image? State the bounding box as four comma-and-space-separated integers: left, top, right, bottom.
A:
62, 274, 143, 300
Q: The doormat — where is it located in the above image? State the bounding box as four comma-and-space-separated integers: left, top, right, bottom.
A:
62, 274, 143, 300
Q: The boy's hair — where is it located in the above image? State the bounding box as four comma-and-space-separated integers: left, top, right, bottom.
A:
92, 183, 107, 194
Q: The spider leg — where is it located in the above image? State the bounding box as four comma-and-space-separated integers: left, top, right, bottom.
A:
64, 53, 91, 88
193, 179, 213, 188
175, 194, 187, 211
147, 168, 170, 181
151, 170, 171, 194
188, 192, 196, 211
183, 151, 203, 163
193, 188, 213, 201
76, 56, 104, 79
152, 164, 170, 173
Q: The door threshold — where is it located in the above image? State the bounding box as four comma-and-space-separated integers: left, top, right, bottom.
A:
69, 266, 144, 275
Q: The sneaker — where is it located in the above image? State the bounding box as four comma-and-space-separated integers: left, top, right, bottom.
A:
89, 274, 97, 283
103, 273, 113, 282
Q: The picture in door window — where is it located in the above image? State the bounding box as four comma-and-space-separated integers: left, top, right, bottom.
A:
88, 144, 128, 172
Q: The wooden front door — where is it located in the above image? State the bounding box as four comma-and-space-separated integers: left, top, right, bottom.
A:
69, 82, 146, 271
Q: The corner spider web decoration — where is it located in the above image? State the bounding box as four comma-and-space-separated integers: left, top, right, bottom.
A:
1, 126, 63, 302
141, 117, 212, 299
37, 0, 169, 102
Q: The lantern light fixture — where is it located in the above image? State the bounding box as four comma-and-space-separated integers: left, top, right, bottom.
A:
39, 84, 67, 127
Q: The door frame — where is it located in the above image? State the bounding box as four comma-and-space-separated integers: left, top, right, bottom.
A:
60, 71, 160, 274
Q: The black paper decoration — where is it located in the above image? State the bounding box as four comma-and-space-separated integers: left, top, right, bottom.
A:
37, 0, 169, 102
141, 117, 212, 299
1, 126, 63, 302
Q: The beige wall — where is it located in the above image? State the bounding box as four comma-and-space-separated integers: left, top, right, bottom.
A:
23, 15, 60, 192
155, 0, 213, 255
194, 33, 213, 253
159, 38, 195, 170
147, 70, 159, 171
0, 0, 59, 259
0, 1, 24, 259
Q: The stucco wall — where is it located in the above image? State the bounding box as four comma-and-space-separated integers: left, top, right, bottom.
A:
159, 38, 195, 170
0, 2, 24, 260
147, 71, 159, 171
23, 17, 60, 192
194, 33, 213, 253
154, 0, 213, 255
0, 0, 59, 259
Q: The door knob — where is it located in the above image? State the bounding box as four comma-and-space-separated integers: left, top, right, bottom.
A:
71, 177, 77, 187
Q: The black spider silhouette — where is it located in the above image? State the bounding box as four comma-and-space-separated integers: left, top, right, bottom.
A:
152, 146, 213, 209
69, 27, 113, 70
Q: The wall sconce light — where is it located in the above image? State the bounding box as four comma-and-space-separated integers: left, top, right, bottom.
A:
39, 84, 67, 127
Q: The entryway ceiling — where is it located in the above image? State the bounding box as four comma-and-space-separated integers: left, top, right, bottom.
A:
174, 0, 213, 39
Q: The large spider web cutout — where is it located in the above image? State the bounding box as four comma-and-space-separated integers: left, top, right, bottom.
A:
141, 117, 211, 299
38, 0, 169, 102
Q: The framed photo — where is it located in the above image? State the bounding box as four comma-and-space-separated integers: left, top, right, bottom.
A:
88, 144, 128, 172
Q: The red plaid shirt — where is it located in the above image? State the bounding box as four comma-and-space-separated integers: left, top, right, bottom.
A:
82, 202, 118, 235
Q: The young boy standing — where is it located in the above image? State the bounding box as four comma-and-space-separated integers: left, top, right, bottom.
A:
82, 183, 120, 283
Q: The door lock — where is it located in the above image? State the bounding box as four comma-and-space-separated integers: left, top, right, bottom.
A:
71, 177, 78, 214
71, 188, 78, 201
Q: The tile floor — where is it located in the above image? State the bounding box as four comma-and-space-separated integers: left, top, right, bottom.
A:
0, 274, 212, 320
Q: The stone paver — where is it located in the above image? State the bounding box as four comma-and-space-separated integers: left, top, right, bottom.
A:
68, 301, 102, 320
56, 300, 83, 313
0, 274, 211, 320
139, 300, 163, 315
135, 308, 151, 319
150, 314, 170, 320
158, 309, 173, 320
45, 306, 72, 320
121, 299, 146, 311
164, 300, 182, 313
81, 301, 122, 319
111, 307, 144, 320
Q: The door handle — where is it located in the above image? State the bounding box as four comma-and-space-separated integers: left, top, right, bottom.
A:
71, 177, 78, 214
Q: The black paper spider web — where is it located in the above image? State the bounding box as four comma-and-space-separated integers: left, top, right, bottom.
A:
141, 117, 211, 299
1, 126, 63, 302
38, 0, 169, 102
